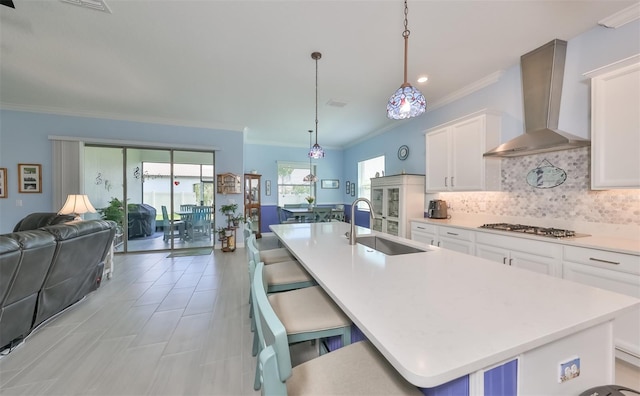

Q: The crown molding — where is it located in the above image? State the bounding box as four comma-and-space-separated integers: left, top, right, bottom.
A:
598, 3, 640, 28
428, 70, 504, 111
0, 102, 245, 133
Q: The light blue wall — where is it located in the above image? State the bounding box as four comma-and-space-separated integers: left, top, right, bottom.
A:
0, 110, 243, 233
244, 143, 345, 205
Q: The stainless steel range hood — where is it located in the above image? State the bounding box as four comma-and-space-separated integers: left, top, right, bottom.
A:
484, 39, 590, 158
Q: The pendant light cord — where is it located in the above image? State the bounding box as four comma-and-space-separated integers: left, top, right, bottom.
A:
402, 0, 410, 86
313, 52, 320, 145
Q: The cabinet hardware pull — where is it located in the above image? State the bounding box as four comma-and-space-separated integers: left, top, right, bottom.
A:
445, 177, 448, 187
508, 258, 513, 266
589, 257, 620, 265
451, 177, 454, 187
417, 226, 425, 230
502, 257, 506, 265
446, 232, 458, 236
437, 241, 441, 247
430, 239, 434, 245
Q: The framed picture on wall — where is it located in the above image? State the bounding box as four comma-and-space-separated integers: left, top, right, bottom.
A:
18, 163, 42, 193
321, 179, 339, 189
346, 181, 350, 194
0, 168, 7, 198
265, 180, 271, 196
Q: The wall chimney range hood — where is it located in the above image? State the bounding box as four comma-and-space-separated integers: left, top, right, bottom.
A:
484, 39, 590, 158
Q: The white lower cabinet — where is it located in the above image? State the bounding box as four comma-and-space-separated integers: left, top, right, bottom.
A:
410, 222, 437, 246
410, 222, 474, 254
475, 232, 562, 277
562, 246, 640, 366
438, 226, 474, 254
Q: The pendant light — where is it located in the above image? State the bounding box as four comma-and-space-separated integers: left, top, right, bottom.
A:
303, 130, 318, 183
386, 0, 426, 120
308, 51, 325, 159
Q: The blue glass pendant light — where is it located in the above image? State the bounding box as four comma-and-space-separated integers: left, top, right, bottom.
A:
308, 52, 325, 159
387, 0, 426, 120
303, 130, 318, 183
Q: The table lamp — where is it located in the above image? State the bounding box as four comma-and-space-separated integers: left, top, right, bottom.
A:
58, 194, 97, 220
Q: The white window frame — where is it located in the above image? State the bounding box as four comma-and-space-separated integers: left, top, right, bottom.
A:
357, 155, 385, 209
277, 161, 317, 206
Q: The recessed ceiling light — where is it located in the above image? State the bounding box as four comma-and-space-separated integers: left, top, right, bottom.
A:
417, 76, 429, 83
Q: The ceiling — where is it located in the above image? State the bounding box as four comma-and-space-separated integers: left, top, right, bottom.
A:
0, 1, 636, 149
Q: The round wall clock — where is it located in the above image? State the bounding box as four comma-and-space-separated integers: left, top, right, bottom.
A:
397, 145, 409, 160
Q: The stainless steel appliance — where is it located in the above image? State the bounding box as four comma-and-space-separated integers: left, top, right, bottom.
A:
483, 39, 590, 158
427, 200, 449, 219
479, 223, 589, 239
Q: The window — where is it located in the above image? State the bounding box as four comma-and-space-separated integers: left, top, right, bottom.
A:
357, 155, 385, 208
277, 161, 316, 206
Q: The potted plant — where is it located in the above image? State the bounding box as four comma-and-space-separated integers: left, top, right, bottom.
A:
216, 226, 227, 241
219, 203, 238, 216
99, 197, 125, 228
305, 196, 315, 209
232, 214, 245, 227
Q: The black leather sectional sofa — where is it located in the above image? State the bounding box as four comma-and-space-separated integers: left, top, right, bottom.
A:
0, 213, 115, 351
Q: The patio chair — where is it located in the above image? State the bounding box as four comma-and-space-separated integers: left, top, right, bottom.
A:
161, 206, 184, 242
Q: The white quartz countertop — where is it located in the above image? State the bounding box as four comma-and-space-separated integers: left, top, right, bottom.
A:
411, 218, 640, 256
270, 222, 640, 388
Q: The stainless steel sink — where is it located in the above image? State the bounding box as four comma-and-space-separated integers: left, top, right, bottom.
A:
356, 236, 427, 256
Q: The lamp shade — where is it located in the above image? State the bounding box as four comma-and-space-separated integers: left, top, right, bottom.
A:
387, 85, 426, 119
59, 194, 97, 219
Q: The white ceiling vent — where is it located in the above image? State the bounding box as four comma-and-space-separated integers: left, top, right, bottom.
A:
60, 0, 111, 13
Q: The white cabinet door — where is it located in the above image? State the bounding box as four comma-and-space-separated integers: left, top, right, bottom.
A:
587, 56, 640, 189
425, 111, 501, 192
410, 222, 437, 246
451, 116, 485, 191
438, 226, 475, 254
475, 233, 562, 276
425, 127, 449, 191
562, 245, 640, 365
563, 261, 640, 365
476, 243, 510, 264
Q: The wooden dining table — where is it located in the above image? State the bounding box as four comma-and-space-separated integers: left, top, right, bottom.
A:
282, 206, 344, 222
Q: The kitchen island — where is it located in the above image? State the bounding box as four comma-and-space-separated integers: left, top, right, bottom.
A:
270, 222, 640, 395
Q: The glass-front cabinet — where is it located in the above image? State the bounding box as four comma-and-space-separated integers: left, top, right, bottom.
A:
371, 186, 400, 236
370, 175, 425, 238
244, 173, 262, 238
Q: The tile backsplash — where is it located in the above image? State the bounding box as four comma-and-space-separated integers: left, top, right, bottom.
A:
438, 147, 640, 226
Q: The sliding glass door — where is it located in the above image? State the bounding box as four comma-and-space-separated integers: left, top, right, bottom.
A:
84, 145, 215, 253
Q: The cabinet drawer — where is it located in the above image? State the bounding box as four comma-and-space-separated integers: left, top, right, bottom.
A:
476, 232, 561, 259
563, 246, 640, 275
411, 221, 437, 234
438, 226, 473, 242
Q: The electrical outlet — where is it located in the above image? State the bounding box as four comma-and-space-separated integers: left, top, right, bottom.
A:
558, 357, 580, 383
16, 199, 22, 207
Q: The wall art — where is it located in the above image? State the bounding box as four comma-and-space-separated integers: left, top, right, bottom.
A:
18, 163, 42, 193
0, 168, 7, 198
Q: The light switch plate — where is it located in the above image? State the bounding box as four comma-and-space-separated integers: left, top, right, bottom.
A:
558, 357, 580, 383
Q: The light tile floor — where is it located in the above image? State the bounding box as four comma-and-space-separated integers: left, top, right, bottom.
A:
0, 236, 638, 395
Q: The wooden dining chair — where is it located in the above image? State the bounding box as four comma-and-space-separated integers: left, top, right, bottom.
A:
161, 206, 184, 242
311, 207, 333, 222
252, 261, 422, 395
251, 261, 354, 391
190, 206, 212, 239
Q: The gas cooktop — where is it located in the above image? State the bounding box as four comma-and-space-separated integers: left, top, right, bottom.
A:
479, 223, 590, 239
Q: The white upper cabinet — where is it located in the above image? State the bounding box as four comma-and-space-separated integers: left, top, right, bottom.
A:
585, 55, 640, 189
425, 111, 502, 192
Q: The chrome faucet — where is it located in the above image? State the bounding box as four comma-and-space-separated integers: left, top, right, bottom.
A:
347, 197, 376, 245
